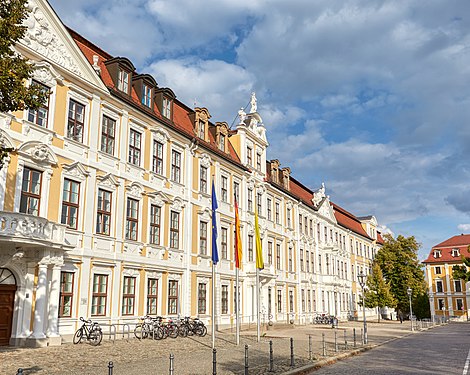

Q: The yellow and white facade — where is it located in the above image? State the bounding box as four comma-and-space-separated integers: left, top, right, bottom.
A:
0, 0, 382, 347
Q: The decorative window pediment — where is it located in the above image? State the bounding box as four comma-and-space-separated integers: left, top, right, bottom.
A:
18, 141, 57, 166
155, 88, 176, 120
97, 173, 120, 191
171, 197, 185, 212
61, 162, 89, 181
147, 191, 171, 207
215, 122, 229, 153
126, 182, 144, 200
193, 107, 211, 141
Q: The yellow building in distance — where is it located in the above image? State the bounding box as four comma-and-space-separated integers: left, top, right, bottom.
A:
0, 0, 383, 347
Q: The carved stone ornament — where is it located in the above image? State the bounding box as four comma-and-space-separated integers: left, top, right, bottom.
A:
146, 271, 161, 279
152, 128, 169, 144
198, 277, 209, 285
200, 153, 211, 168
0, 129, 15, 150
168, 273, 181, 281
171, 198, 185, 212
126, 182, 144, 199
33, 62, 63, 86
62, 162, 89, 181
123, 268, 139, 277
313, 183, 326, 207
22, 2, 83, 78
18, 141, 57, 165
97, 173, 120, 190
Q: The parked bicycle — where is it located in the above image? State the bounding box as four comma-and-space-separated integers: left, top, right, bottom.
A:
73, 317, 103, 346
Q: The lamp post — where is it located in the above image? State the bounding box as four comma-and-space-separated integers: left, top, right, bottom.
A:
358, 272, 367, 344
407, 287, 414, 332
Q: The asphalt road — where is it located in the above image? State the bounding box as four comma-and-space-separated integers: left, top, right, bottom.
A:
312, 323, 470, 374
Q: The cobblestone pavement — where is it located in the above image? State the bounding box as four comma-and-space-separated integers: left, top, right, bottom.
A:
0, 320, 437, 375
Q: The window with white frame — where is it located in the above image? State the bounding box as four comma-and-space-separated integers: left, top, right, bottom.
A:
435, 266, 441, 274
128, 129, 142, 166
289, 290, 294, 312
256, 192, 262, 214
247, 146, 252, 166
67, 99, 85, 142
142, 84, 152, 107
96, 189, 112, 235
147, 278, 158, 315
276, 243, 281, 270
61, 178, 80, 229
221, 175, 228, 202
170, 211, 180, 249
221, 227, 228, 259
233, 181, 240, 202
101, 116, 116, 155
267, 198, 272, 221
219, 133, 226, 151
247, 188, 253, 212
221, 285, 228, 314
200, 165, 208, 193
438, 298, 445, 310
168, 280, 178, 315
152, 141, 164, 175
125, 198, 139, 241
286, 208, 291, 227
20, 167, 42, 216
301, 289, 305, 312
199, 221, 208, 255
455, 280, 462, 293
171, 150, 181, 183
300, 249, 304, 272
267, 241, 273, 265
457, 298, 464, 311
436, 280, 443, 293
248, 234, 254, 262
59, 272, 74, 317
149, 205, 161, 245
122, 276, 136, 315
277, 289, 282, 313
118, 69, 129, 93
91, 274, 108, 316
28, 80, 50, 127
163, 96, 171, 118
198, 283, 206, 314
275, 202, 280, 224
256, 153, 262, 170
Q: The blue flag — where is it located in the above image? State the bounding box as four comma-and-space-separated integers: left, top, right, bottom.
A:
211, 180, 219, 265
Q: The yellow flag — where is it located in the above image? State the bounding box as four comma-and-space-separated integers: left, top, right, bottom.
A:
255, 208, 264, 270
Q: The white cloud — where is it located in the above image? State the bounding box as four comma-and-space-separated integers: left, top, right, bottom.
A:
457, 224, 470, 233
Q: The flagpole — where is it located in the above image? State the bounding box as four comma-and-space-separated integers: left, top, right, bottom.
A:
256, 266, 260, 342
236, 267, 240, 345
211, 178, 219, 350
212, 261, 216, 349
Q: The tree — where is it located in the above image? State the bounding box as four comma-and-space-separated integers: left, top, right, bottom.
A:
374, 234, 427, 314
452, 251, 470, 282
363, 261, 396, 321
0, 0, 47, 165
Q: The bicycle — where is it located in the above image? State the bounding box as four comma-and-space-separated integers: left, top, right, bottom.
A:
73, 317, 103, 346
134, 316, 154, 340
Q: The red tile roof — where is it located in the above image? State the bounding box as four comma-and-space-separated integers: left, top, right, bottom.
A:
332, 203, 372, 240
423, 234, 470, 263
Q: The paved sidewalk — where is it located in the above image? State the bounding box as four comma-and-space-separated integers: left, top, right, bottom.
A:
0, 320, 442, 375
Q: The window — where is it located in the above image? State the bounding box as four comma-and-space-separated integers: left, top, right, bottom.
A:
152, 141, 164, 175
171, 150, 181, 183
221, 176, 228, 202
457, 298, 464, 311
247, 147, 252, 166
125, 198, 139, 241
288, 247, 293, 272
221, 227, 228, 260
142, 84, 152, 107
311, 252, 315, 274
198, 120, 205, 138
149, 205, 161, 245
299, 214, 303, 234
452, 248, 460, 257
455, 280, 462, 293
118, 69, 129, 93
168, 280, 178, 315
300, 250, 304, 272
307, 290, 312, 312
28, 80, 49, 127
256, 153, 262, 170
233, 181, 240, 202
91, 274, 108, 316
438, 299, 445, 310
67, 99, 84, 142
276, 244, 281, 270
435, 266, 441, 274
289, 290, 294, 312
304, 217, 308, 235
199, 221, 208, 255
267, 198, 272, 221
268, 241, 273, 265
436, 280, 443, 293
433, 250, 441, 258
301, 289, 305, 312
61, 179, 80, 229
221, 285, 228, 314
310, 219, 313, 238
96, 189, 112, 235
287, 208, 291, 228
101, 116, 115, 155
219, 134, 226, 151
170, 211, 180, 249
317, 224, 321, 241
306, 251, 310, 272
318, 255, 322, 273
20, 167, 42, 216
198, 283, 206, 314
163, 97, 171, 118
275, 202, 280, 224
128, 129, 142, 166
59, 272, 74, 317
277, 290, 282, 313
256, 192, 262, 214
247, 188, 253, 212
200, 166, 208, 193
248, 235, 254, 262
122, 276, 136, 315
147, 278, 158, 315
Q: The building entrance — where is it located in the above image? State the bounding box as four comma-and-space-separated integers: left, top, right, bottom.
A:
0, 268, 17, 346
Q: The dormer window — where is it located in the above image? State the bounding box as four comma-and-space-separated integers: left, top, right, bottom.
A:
452, 248, 460, 257
433, 250, 441, 258
163, 97, 171, 118
198, 120, 205, 139
118, 69, 129, 93
219, 134, 226, 151
142, 84, 152, 107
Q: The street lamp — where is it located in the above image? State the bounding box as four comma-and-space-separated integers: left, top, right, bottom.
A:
407, 287, 414, 332
358, 272, 367, 344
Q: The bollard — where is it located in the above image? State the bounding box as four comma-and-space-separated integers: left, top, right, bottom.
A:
344, 330, 347, 349
353, 328, 356, 348
108, 361, 114, 375
308, 335, 312, 360
17, 370, 24, 375
322, 333, 326, 357
360, 328, 364, 345
213, 348, 217, 375
269, 340, 274, 372
245, 344, 249, 375
334, 330, 338, 352
169, 354, 174, 375
290, 337, 294, 367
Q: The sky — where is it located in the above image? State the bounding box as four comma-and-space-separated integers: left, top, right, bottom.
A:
49, 0, 470, 260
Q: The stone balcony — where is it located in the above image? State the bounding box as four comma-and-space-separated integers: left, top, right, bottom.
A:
0, 211, 72, 250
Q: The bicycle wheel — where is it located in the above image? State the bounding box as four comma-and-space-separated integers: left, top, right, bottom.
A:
153, 326, 164, 340
178, 325, 188, 337
73, 328, 83, 344
134, 324, 148, 340
89, 328, 103, 346
196, 325, 207, 337
168, 324, 178, 339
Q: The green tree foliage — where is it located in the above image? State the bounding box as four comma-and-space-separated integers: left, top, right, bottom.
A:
363, 261, 396, 315
0, 0, 47, 166
374, 234, 427, 314
452, 251, 470, 282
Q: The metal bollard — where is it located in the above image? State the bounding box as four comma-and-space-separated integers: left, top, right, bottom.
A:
308, 335, 312, 360
213, 348, 217, 375
269, 340, 274, 372
290, 337, 294, 367
334, 330, 338, 352
322, 333, 326, 356
344, 330, 347, 349
108, 361, 114, 375
245, 344, 249, 375
353, 328, 356, 347
360, 328, 364, 345
16, 370, 24, 375
169, 354, 174, 375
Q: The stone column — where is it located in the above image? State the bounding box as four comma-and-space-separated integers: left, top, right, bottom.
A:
31, 262, 48, 341
46, 263, 62, 345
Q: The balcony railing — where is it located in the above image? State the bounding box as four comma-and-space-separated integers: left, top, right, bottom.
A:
0, 211, 69, 249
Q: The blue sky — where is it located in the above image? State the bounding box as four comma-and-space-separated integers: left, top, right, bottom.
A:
49, 0, 470, 260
